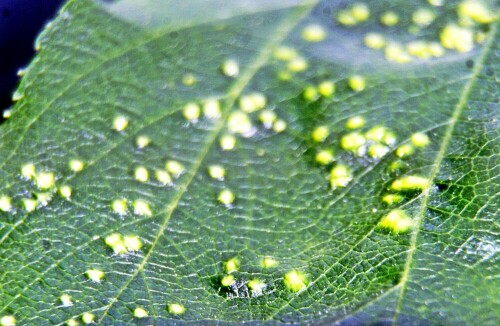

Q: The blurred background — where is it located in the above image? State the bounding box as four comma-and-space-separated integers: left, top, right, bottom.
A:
0, 0, 64, 124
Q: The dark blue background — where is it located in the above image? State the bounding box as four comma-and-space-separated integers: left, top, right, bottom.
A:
0, 0, 64, 123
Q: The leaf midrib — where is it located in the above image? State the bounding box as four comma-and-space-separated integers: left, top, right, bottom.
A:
0, 0, 317, 318
93, 1, 319, 323
0, 0, 309, 172
392, 21, 499, 324
265, 21, 499, 324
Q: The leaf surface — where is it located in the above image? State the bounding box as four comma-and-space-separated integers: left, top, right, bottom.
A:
0, 0, 498, 324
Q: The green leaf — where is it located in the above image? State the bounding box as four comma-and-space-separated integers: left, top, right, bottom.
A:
0, 0, 498, 324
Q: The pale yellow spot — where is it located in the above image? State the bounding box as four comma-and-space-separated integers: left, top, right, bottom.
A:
182, 102, 201, 122
203, 98, 221, 119
21, 163, 36, 179
406, 41, 433, 59
377, 209, 414, 233
68, 159, 84, 173
240, 92, 266, 113
113, 116, 129, 132
112, 242, 127, 255
112, 199, 127, 215
458, 0, 497, 24
277, 70, 292, 81
12, 91, 23, 102
86, 269, 105, 283
396, 144, 415, 157
341, 132, 366, 153
365, 126, 387, 142
273, 119, 287, 133
385, 43, 413, 63
287, 57, 308, 72
0, 196, 12, 212
36, 172, 55, 190
337, 10, 357, 26
364, 33, 386, 49
0, 316, 16, 326
412, 8, 436, 27
346, 116, 366, 130
380, 11, 400, 26
104, 233, 123, 247
208, 165, 225, 180
221, 59, 239, 77
261, 257, 279, 268
134, 166, 149, 183
134, 307, 148, 318
475, 31, 487, 43
391, 175, 429, 191
382, 194, 404, 205
17, 68, 26, 77
351, 3, 370, 22
303, 86, 319, 101
383, 131, 397, 146
124, 235, 143, 251
218, 189, 235, 206
166, 160, 185, 178
82, 312, 95, 324
301, 24, 327, 42
59, 185, 72, 199
440, 24, 474, 52
411, 132, 430, 147
315, 150, 335, 165
348, 75, 366, 92
221, 274, 235, 287
36, 192, 53, 207
133, 199, 152, 216
182, 73, 197, 86
168, 303, 186, 315
311, 126, 329, 143
330, 164, 352, 189
2, 110, 11, 119
247, 278, 266, 295
155, 169, 173, 185
220, 134, 236, 151
105, 233, 127, 254
389, 160, 405, 172
66, 319, 78, 326
318, 81, 335, 98
428, 0, 444, 6
259, 110, 277, 129
60, 294, 73, 307
368, 144, 390, 159
428, 42, 446, 57
224, 257, 239, 273
136, 135, 151, 149
274, 46, 297, 61
227, 111, 253, 136
22, 198, 37, 212
284, 270, 308, 292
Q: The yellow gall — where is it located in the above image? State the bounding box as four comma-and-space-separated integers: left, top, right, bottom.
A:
311, 126, 329, 143
301, 24, 327, 42
377, 209, 414, 233
284, 270, 308, 292
315, 150, 335, 165
218, 189, 235, 206
221, 59, 239, 77
380, 11, 400, 26
318, 81, 335, 98
411, 132, 430, 147
346, 116, 366, 129
113, 116, 129, 132
348, 75, 366, 92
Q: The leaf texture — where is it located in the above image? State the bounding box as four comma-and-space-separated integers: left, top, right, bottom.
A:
0, 0, 498, 324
